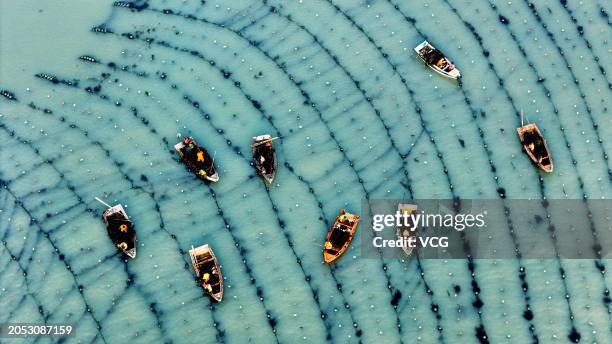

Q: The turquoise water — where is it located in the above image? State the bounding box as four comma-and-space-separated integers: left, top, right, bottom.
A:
1, 0, 611, 343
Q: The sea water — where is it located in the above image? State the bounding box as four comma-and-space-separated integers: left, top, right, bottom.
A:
1, 0, 611, 343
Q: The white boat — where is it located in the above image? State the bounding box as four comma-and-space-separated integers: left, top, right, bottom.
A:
414, 41, 461, 80
517, 112, 553, 173
96, 197, 137, 259
189, 244, 224, 302
397, 203, 418, 257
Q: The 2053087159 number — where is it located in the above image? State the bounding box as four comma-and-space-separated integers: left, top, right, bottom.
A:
0, 324, 74, 338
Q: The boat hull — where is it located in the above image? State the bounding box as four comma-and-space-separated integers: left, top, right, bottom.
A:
252, 134, 277, 185
517, 124, 554, 173
175, 139, 220, 183
102, 204, 137, 259
396, 204, 418, 257
414, 41, 461, 80
323, 210, 360, 264
190, 244, 224, 302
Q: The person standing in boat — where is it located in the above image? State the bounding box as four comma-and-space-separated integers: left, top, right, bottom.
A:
182, 138, 195, 157
209, 267, 219, 285
255, 140, 274, 174
324, 241, 333, 250
183, 137, 193, 150
202, 267, 220, 293
258, 153, 266, 169
202, 273, 213, 293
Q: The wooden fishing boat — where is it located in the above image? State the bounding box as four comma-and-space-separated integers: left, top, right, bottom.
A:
175, 136, 219, 183
323, 210, 360, 264
517, 112, 553, 173
96, 197, 137, 259
414, 41, 461, 80
252, 134, 277, 185
397, 203, 418, 257
189, 244, 224, 302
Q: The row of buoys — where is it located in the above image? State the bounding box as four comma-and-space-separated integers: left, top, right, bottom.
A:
92, 39, 554, 302
416, 40, 553, 172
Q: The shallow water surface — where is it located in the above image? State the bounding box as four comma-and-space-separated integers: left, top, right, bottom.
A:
1, 0, 611, 343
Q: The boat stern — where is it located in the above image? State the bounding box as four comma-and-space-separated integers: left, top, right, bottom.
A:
517, 123, 537, 137
189, 244, 211, 259
263, 172, 275, 185
541, 163, 554, 173
448, 68, 461, 79
414, 40, 429, 54
253, 134, 272, 143
124, 247, 136, 259
102, 204, 125, 219
205, 172, 220, 183
401, 246, 415, 256
211, 292, 223, 302
174, 141, 185, 154
398, 203, 417, 212
323, 251, 338, 264
345, 212, 360, 224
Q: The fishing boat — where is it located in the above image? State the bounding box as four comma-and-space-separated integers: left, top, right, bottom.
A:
323, 210, 360, 264
517, 112, 553, 173
252, 134, 278, 185
397, 203, 418, 257
414, 41, 461, 79
189, 244, 224, 302
174, 136, 219, 182
95, 197, 137, 259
